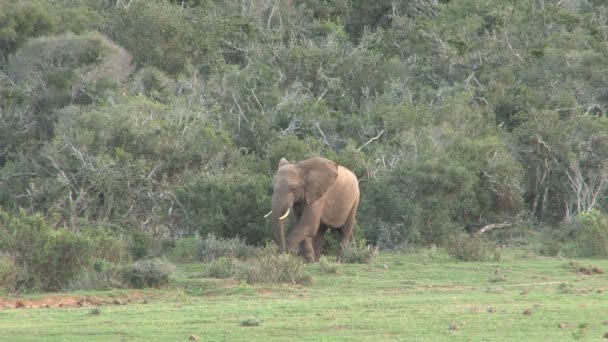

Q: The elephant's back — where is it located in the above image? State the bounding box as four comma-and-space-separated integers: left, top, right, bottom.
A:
320, 165, 359, 227
337, 165, 359, 196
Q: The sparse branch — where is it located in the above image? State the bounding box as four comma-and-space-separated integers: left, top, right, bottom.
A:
504, 32, 525, 63
315, 122, 331, 146
357, 130, 384, 151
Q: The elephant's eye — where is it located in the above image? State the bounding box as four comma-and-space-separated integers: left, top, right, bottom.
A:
289, 185, 297, 193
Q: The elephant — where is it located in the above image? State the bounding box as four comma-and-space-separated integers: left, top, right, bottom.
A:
267, 157, 360, 262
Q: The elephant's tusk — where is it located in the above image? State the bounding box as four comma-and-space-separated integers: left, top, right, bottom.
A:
278, 208, 291, 220
263, 210, 272, 218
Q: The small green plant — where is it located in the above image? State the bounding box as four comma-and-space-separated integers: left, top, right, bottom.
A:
557, 282, 580, 294
488, 272, 507, 283
445, 234, 497, 262
318, 256, 339, 274
89, 308, 101, 316
206, 257, 247, 279
339, 244, 378, 264
571, 323, 589, 340
123, 258, 176, 289
199, 234, 255, 263
240, 318, 262, 327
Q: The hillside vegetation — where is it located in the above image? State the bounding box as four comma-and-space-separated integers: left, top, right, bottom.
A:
1, 0, 608, 291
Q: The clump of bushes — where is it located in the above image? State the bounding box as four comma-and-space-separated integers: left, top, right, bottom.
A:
339, 243, 378, 264
0, 210, 176, 292
205, 245, 311, 285
445, 234, 498, 262
0, 210, 96, 291
568, 210, 608, 258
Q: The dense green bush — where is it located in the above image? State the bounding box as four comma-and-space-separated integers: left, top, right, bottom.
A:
568, 210, 608, 258
2, 0, 608, 258
0, 210, 130, 291
0, 210, 93, 291
168, 237, 203, 262
176, 174, 272, 243
0, 253, 17, 291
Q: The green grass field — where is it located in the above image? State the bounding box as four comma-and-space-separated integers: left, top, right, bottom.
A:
1, 250, 607, 341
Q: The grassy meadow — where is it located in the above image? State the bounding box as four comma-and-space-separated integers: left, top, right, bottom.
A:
0, 250, 607, 341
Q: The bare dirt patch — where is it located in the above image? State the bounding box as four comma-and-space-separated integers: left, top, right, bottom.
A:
0, 292, 147, 310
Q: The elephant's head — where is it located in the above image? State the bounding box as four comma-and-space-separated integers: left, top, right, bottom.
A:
270, 157, 338, 252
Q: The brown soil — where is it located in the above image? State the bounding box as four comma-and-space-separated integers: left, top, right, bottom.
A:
0, 292, 147, 310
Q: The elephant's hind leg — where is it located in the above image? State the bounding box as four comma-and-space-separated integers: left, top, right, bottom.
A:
338, 197, 359, 250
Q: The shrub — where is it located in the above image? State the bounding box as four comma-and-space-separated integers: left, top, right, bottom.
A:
246, 245, 311, 285
65, 267, 127, 291
0, 253, 17, 291
206, 257, 247, 279
339, 244, 378, 264
318, 256, 339, 274
175, 173, 272, 243
129, 231, 154, 260
199, 234, 255, 263
168, 237, 203, 262
0, 210, 95, 291
122, 258, 176, 289
375, 222, 410, 251
569, 210, 608, 258
445, 234, 497, 262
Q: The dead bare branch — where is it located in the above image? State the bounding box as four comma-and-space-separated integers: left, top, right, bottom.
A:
474, 221, 513, 236
357, 130, 384, 151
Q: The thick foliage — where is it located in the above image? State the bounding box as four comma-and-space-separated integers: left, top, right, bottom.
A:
0, 210, 127, 291
566, 210, 608, 258
2, 0, 608, 252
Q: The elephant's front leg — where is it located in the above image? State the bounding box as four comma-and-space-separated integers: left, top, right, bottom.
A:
286, 205, 322, 256
299, 238, 315, 263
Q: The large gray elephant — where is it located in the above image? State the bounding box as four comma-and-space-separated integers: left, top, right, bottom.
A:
267, 157, 360, 262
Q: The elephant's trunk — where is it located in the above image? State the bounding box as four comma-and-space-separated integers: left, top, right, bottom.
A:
272, 201, 291, 253
274, 217, 286, 253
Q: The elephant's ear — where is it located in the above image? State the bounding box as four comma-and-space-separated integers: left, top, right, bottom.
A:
300, 158, 338, 204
